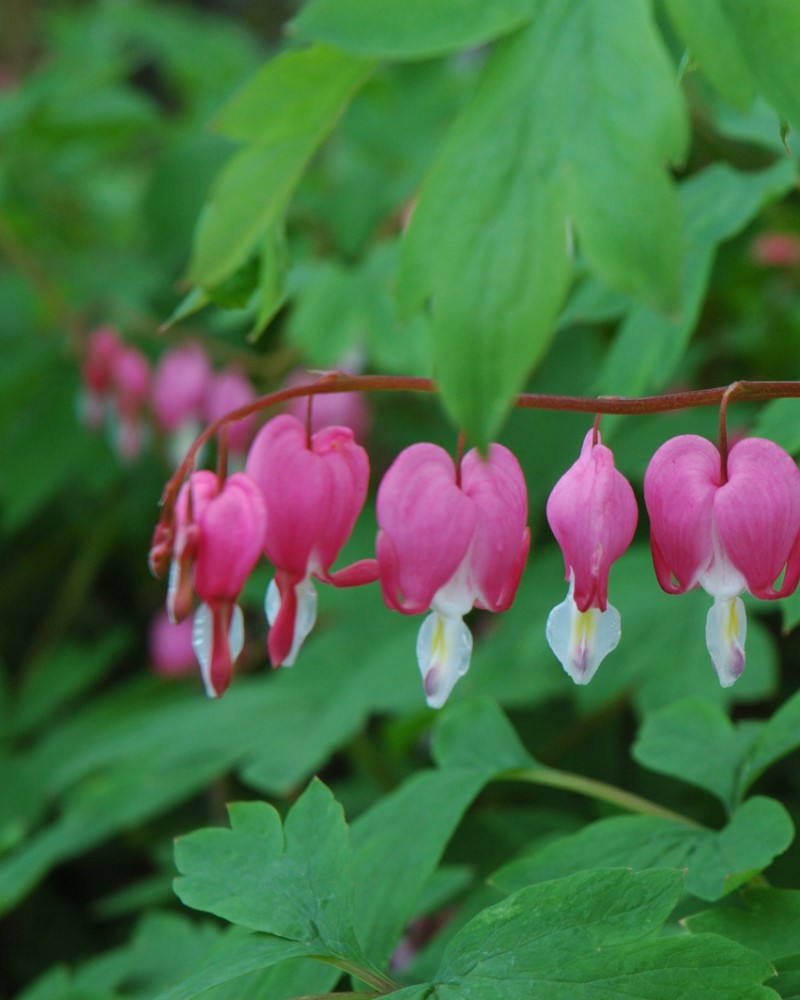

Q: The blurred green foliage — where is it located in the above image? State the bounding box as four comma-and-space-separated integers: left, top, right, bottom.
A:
2, 1, 800, 998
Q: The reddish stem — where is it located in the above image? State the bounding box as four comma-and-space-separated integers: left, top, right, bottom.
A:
155, 374, 800, 528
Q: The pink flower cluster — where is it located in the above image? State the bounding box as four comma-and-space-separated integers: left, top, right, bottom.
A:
150, 409, 800, 706
81, 328, 258, 464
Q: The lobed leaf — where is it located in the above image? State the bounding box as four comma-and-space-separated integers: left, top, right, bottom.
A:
431, 868, 775, 998
492, 798, 793, 902
293, 0, 541, 59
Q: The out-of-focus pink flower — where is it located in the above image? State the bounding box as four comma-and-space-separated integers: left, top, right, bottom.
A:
167, 470, 267, 697
110, 344, 151, 461
645, 434, 800, 686
545, 430, 638, 684
205, 368, 258, 456
152, 342, 212, 433
751, 232, 800, 268
245, 414, 373, 667
284, 371, 370, 442
376, 442, 529, 708
149, 609, 196, 677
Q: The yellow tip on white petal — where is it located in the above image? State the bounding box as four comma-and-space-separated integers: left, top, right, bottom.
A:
546, 586, 621, 685
705, 596, 746, 687
416, 612, 473, 709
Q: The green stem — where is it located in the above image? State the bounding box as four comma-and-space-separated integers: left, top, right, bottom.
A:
501, 765, 702, 828
328, 958, 399, 995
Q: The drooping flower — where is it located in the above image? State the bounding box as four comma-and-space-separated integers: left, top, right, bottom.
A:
152, 342, 213, 465
148, 609, 196, 678
167, 470, 266, 697
545, 430, 638, 684
245, 414, 373, 667
376, 442, 530, 708
644, 434, 800, 686
204, 368, 258, 458
81, 326, 123, 428
284, 369, 370, 442
110, 344, 151, 461
80, 327, 151, 460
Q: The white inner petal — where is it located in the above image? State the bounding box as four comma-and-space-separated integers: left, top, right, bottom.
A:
546, 582, 621, 685
431, 556, 474, 618
192, 602, 214, 698
705, 596, 746, 688
228, 603, 244, 664
265, 576, 318, 667
698, 522, 747, 601
416, 611, 473, 709
166, 558, 180, 623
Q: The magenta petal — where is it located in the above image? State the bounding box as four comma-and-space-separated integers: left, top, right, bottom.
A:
461, 444, 530, 611
193, 473, 267, 604
546, 432, 637, 613
246, 415, 368, 578
376, 444, 476, 611
715, 437, 800, 599
644, 435, 719, 594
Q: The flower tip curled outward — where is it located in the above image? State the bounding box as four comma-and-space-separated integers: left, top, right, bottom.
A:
645, 434, 800, 687
167, 470, 266, 697
245, 414, 373, 668
545, 431, 637, 684
376, 441, 529, 708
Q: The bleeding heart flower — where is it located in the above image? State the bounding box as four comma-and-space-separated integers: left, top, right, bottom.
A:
205, 368, 258, 457
644, 434, 800, 686
167, 470, 266, 697
545, 430, 638, 684
376, 442, 530, 708
245, 414, 373, 667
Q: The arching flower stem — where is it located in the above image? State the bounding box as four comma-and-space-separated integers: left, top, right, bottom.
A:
153, 375, 800, 556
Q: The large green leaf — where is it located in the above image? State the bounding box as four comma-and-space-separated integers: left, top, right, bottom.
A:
174, 781, 366, 964
492, 798, 794, 902
189, 45, 373, 287
686, 888, 800, 961
723, 0, 800, 130
350, 768, 487, 966
596, 158, 797, 399
429, 868, 774, 998
399, 0, 686, 445
293, 0, 540, 59
634, 690, 800, 811
632, 698, 758, 811
662, 0, 755, 107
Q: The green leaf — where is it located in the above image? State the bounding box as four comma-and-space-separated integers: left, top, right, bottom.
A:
189, 45, 373, 286
686, 888, 800, 961
662, 0, 755, 108
249, 224, 289, 339
351, 767, 488, 965
740, 688, 800, 792
205, 254, 260, 309
432, 868, 774, 998
754, 399, 800, 459
293, 0, 540, 59
11, 629, 128, 738
492, 798, 794, 902
161, 287, 211, 331
431, 697, 536, 773
596, 158, 797, 399
634, 690, 800, 811
174, 780, 364, 962
400, 0, 686, 444
723, 0, 800, 130
632, 698, 758, 811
